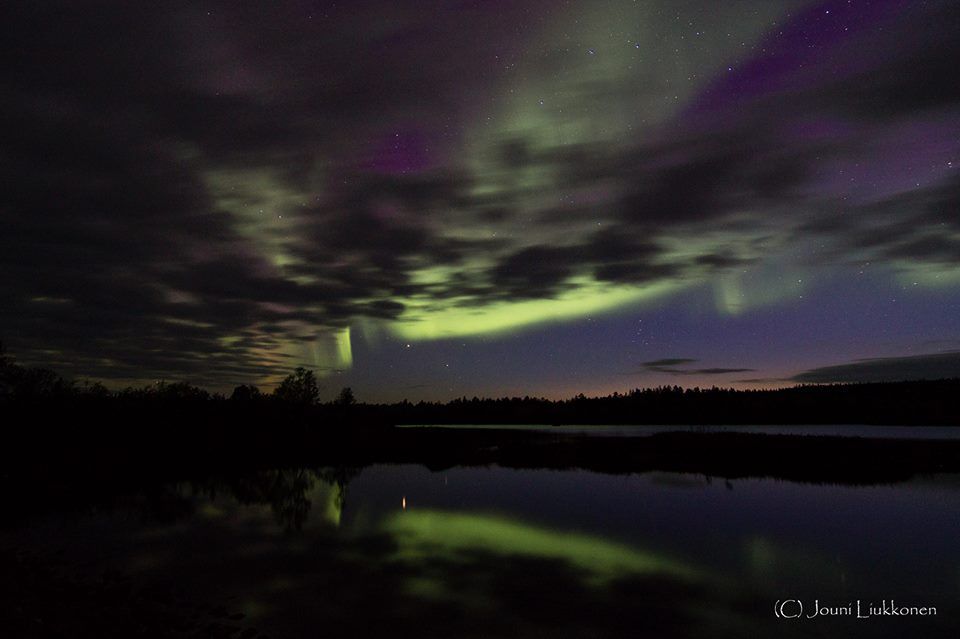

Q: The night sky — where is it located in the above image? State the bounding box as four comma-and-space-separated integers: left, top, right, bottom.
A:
3, 0, 960, 401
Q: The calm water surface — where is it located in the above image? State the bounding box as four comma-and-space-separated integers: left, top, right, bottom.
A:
4, 464, 958, 638
400, 423, 960, 439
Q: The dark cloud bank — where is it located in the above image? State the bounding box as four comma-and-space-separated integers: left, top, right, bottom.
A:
792, 352, 960, 384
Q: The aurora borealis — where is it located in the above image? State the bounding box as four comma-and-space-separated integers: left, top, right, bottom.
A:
3, 0, 960, 400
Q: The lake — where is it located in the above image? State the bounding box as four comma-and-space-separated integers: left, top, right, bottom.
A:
3, 461, 958, 638
399, 423, 960, 439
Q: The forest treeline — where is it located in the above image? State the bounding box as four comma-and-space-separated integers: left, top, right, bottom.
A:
5, 343, 960, 490
2, 342, 958, 425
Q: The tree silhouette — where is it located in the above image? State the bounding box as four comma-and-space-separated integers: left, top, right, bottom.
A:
0, 341, 12, 401
0, 344, 72, 400
335, 386, 356, 406
152, 381, 209, 401
77, 380, 110, 398
230, 384, 262, 402
274, 367, 319, 405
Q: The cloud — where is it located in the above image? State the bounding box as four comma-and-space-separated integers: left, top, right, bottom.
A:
792, 352, 960, 384
801, 173, 960, 271
3, 0, 960, 390
642, 358, 698, 368
733, 377, 789, 385
640, 359, 755, 376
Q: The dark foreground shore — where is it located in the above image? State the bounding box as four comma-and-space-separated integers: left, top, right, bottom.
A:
4, 413, 960, 639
